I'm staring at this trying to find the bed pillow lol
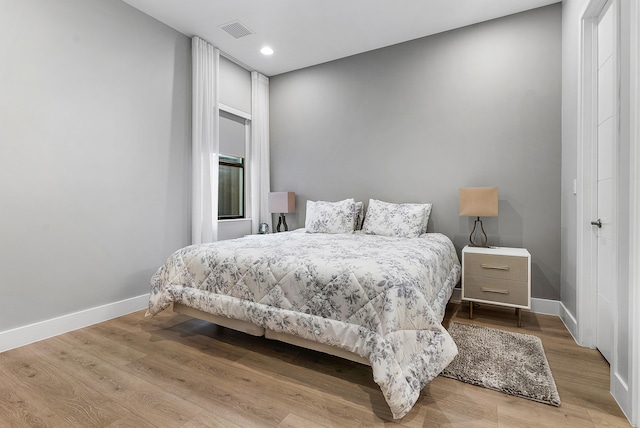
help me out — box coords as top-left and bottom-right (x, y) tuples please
(305, 198), (356, 234)
(386, 202), (432, 233)
(354, 201), (365, 230)
(417, 203), (433, 234)
(362, 199), (431, 238)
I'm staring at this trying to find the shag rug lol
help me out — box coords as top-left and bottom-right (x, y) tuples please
(441, 321), (561, 406)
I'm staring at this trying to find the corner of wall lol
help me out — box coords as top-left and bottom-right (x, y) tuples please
(559, 301), (580, 345)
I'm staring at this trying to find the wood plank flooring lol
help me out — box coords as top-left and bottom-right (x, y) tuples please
(0, 302), (631, 427)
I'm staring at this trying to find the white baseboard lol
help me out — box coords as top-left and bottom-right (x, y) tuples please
(612, 372), (631, 423)
(0, 292), (574, 353)
(559, 301), (579, 344)
(0, 294), (149, 353)
(450, 288), (561, 316)
(530, 298), (561, 316)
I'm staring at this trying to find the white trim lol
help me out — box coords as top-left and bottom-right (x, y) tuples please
(451, 294), (580, 347)
(244, 110), (253, 222)
(219, 102), (251, 120)
(451, 288), (561, 317)
(0, 294), (149, 353)
(577, 0), (606, 349)
(218, 218), (253, 223)
(560, 302), (580, 343)
(530, 298), (560, 316)
(629, 1), (640, 425)
(0, 290), (587, 359)
(613, 372), (631, 422)
(579, 2), (635, 424)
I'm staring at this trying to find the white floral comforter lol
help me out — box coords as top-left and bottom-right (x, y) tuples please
(148, 231), (461, 419)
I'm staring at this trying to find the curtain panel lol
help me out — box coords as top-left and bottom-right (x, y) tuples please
(191, 37), (219, 244)
(251, 72), (272, 233)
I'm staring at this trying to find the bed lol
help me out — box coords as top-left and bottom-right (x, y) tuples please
(148, 225), (461, 419)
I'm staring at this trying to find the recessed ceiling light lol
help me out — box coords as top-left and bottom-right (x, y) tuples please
(260, 46), (274, 56)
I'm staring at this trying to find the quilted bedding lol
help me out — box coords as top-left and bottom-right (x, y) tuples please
(148, 230), (461, 419)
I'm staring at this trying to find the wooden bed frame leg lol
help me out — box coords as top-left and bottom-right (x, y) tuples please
(469, 301), (473, 320)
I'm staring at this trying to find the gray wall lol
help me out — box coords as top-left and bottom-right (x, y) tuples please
(0, 0), (191, 331)
(270, 4), (562, 300)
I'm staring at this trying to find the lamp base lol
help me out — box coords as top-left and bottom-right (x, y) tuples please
(469, 217), (489, 247)
(276, 214), (288, 232)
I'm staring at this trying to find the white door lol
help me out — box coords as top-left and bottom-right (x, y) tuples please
(594, 0), (617, 364)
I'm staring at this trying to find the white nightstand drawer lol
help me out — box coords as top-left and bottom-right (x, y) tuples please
(463, 276), (529, 307)
(464, 253), (528, 282)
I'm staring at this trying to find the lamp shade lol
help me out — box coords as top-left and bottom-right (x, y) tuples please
(268, 192), (296, 214)
(459, 187), (498, 217)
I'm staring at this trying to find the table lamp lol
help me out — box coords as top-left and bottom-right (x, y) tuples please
(268, 192), (296, 232)
(459, 187), (498, 247)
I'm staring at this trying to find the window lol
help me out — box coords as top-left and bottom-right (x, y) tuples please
(218, 155), (244, 219)
(218, 110), (247, 219)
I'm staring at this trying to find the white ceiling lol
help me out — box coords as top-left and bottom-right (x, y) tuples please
(121, 0), (561, 76)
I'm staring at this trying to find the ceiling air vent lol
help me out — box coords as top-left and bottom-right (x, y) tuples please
(219, 21), (254, 39)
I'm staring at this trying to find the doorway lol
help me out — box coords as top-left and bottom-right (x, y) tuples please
(593, 0), (618, 363)
(577, 0), (640, 424)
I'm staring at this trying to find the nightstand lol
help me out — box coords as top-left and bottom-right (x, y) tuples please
(462, 246), (531, 327)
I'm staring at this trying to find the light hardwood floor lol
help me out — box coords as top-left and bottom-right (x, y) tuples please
(0, 302), (631, 427)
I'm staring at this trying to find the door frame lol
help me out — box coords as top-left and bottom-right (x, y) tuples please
(577, 0), (622, 398)
(576, 0), (616, 351)
(629, 0), (639, 424)
(577, 0), (640, 424)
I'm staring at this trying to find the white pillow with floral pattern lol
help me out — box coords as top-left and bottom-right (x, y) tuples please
(305, 198), (356, 234)
(362, 199), (431, 238)
(413, 202), (432, 233)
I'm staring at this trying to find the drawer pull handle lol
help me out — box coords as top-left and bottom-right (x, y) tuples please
(481, 287), (509, 295)
(481, 264), (510, 271)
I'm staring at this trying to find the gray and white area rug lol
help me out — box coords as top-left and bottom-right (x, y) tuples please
(441, 321), (561, 406)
